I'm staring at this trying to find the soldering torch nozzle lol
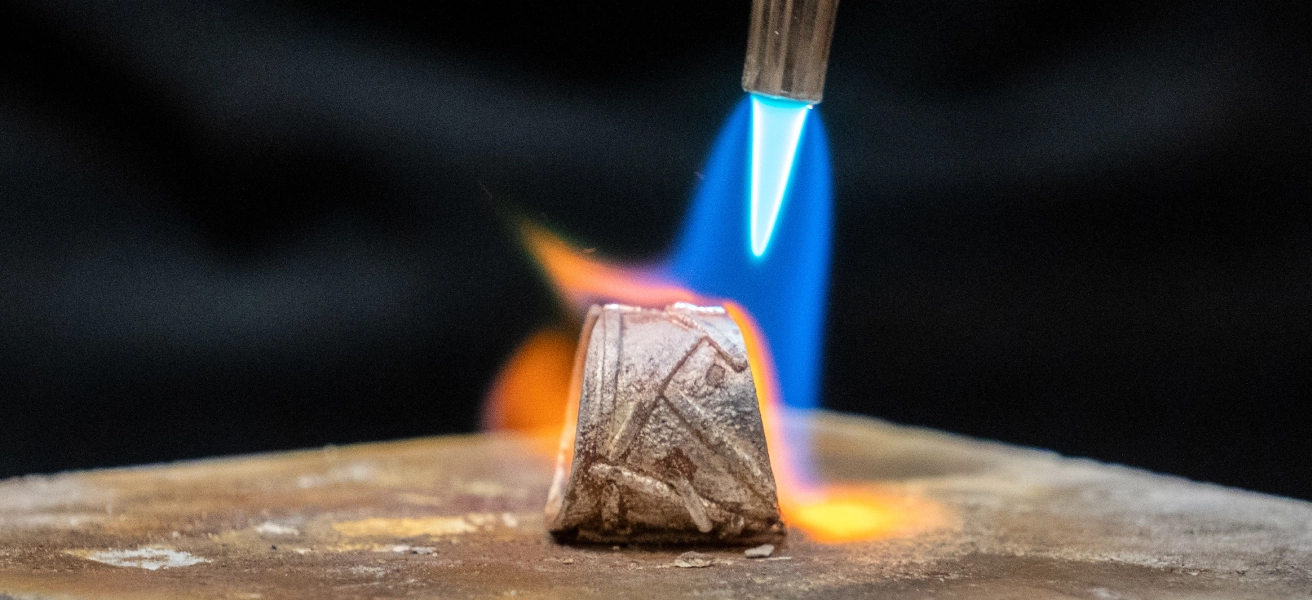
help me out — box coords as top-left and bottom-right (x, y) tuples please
(742, 0), (841, 104)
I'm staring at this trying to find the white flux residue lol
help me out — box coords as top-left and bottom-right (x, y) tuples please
(72, 547), (210, 570)
(255, 521), (301, 536)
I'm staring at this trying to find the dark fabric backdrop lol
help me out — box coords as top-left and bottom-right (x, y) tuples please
(2, 0), (1309, 499)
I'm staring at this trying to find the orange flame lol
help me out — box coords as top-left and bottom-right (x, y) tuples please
(520, 221), (694, 312)
(722, 302), (948, 542)
(481, 327), (577, 436)
(484, 223), (947, 543)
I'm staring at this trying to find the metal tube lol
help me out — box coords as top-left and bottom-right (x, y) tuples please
(742, 0), (841, 103)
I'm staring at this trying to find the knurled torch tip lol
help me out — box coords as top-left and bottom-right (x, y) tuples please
(742, 0), (841, 104)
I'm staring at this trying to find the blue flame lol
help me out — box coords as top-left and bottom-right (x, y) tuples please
(749, 95), (813, 258)
(665, 96), (832, 410)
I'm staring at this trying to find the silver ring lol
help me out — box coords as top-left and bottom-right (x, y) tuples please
(546, 303), (784, 544)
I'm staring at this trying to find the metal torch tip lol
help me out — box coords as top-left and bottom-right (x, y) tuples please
(741, 0), (841, 104)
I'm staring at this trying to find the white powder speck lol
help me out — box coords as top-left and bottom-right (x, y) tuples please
(73, 547), (209, 570)
(255, 521), (300, 536)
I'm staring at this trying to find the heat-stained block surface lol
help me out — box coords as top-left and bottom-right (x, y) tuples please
(1, 411), (1309, 599)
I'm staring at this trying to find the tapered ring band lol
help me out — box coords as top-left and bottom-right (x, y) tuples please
(546, 303), (784, 544)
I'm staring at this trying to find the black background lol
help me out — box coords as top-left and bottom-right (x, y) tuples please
(2, 0), (1309, 499)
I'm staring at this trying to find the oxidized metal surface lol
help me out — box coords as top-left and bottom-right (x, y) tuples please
(545, 303), (784, 544)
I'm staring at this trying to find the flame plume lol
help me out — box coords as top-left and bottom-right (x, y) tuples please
(483, 98), (947, 542)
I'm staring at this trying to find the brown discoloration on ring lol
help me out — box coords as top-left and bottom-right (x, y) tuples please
(705, 364), (727, 389)
(656, 448), (698, 481)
